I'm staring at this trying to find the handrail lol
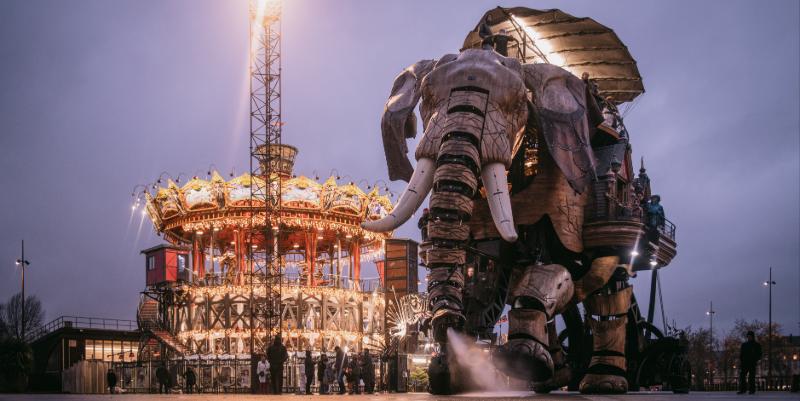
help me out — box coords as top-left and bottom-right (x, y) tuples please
(28, 315), (138, 342)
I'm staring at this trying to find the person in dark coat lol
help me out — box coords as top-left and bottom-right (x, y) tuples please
(184, 367), (196, 394)
(738, 330), (762, 394)
(418, 208), (430, 242)
(317, 352), (329, 394)
(304, 349), (315, 395)
(347, 354), (361, 394)
(334, 346), (346, 394)
(361, 349), (375, 394)
(106, 369), (117, 394)
(267, 335), (289, 395)
(156, 362), (169, 394)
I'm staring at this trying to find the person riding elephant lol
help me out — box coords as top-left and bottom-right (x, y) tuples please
(363, 46), (633, 394)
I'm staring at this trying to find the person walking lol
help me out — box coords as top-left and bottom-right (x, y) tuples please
(257, 355), (270, 394)
(361, 349), (375, 394)
(184, 366), (196, 394)
(304, 349), (315, 395)
(738, 330), (762, 394)
(267, 335), (289, 395)
(106, 369), (117, 394)
(334, 346), (346, 394)
(156, 362), (169, 394)
(317, 352), (329, 394)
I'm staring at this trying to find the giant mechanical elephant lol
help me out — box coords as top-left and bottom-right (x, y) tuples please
(363, 48), (633, 394)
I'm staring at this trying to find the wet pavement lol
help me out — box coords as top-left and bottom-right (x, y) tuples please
(1, 391), (798, 401)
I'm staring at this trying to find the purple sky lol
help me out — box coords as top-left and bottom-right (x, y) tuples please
(1, 0), (798, 336)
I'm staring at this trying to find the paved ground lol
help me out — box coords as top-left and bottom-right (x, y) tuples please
(1, 392), (797, 401)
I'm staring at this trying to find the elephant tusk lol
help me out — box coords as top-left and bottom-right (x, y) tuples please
(481, 163), (518, 242)
(362, 158), (435, 232)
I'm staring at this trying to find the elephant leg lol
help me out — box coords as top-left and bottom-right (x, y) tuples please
(572, 255), (619, 303)
(579, 283), (632, 394)
(532, 320), (571, 393)
(495, 264), (573, 382)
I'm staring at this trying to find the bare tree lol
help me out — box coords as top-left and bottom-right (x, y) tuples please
(0, 293), (44, 342)
(683, 326), (717, 389)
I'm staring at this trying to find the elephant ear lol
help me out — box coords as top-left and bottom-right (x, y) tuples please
(522, 63), (597, 193)
(381, 59), (436, 182)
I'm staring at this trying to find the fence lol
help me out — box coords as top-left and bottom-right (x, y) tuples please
(110, 354), (385, 394)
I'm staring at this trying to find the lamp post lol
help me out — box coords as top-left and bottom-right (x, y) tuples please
(762, 267), (776, 390)
(706, 301), (715, 386)
(14, 240), (31, 342)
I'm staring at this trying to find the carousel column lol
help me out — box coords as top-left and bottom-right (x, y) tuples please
(351, 239), (361, 287)
(375, 261), (385, 287)
(336, 238), (342, 288)
(210, 228), (218, 281)
(193, 232), (206, 278)
(236, 230), (246, 284)
(304, 233), (317, 286)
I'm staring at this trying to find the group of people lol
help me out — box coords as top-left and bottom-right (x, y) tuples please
(301, 346), (376, 395)
(255, 336), (376, 395)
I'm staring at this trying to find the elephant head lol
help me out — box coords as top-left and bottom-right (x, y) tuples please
(363, 48), (596, 242)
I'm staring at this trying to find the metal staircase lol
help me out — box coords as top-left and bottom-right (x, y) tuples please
(137, 295), (188, 357)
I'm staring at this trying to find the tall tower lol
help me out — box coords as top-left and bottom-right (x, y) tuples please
(249, 0), (283, 353)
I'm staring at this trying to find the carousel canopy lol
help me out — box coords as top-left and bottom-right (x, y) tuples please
(143, 172), (393, 244)
(463, 7), (644, 103)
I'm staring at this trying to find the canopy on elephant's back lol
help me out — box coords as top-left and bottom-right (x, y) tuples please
(463, 7), (644, 103)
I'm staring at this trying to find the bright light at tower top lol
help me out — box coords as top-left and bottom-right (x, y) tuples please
(252, 0), (281, 23)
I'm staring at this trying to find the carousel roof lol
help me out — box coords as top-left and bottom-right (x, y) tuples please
(463, 7), (644, 103)
(143, 172), (393, 243)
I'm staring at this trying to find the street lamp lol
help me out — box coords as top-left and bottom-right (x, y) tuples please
(762, 267), (776, 390)
(706, 301), (716, 386)
(14, 240), (31, 342)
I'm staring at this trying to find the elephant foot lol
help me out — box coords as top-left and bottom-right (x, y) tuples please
(533, 365), (571, 393)
(493, 338), (553, 382)
(579, 373), (628, 394)
(430, 309), (465, 344)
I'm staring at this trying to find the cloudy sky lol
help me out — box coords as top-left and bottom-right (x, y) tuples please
(1, 0), (797, 336)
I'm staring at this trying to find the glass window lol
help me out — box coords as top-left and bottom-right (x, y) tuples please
(147, 255), (156, 271)
(177, 254), (187, 272)
(85, 339), (94, 360)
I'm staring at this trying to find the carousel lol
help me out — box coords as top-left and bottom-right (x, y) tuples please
(136, 144), (394, 357)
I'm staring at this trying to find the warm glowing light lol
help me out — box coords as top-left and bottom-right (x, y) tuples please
(196, 230), (204, 235)
(511, 14), (565, 67)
